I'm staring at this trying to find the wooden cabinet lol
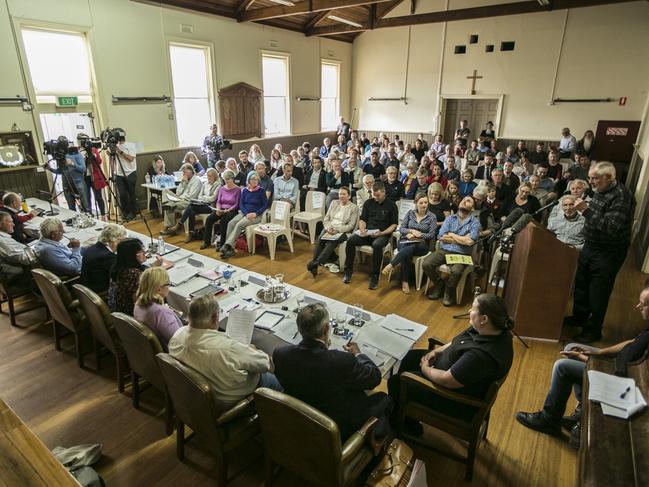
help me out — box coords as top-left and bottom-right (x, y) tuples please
(218, 82), (262, 140)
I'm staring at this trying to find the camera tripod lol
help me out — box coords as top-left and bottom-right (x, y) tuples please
(43, 155), (87, 215)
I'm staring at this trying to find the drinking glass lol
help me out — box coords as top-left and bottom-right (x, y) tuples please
(352, 303), (364, 327)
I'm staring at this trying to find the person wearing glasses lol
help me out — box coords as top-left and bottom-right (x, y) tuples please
(133, 267), (182, 351)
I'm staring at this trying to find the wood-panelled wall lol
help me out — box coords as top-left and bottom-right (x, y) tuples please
(0, 166), (50, 200)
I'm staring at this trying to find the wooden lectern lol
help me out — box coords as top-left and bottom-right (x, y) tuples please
(504, 222), (579, 340)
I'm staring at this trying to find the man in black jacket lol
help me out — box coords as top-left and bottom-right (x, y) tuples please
(273, 303), (392, 444)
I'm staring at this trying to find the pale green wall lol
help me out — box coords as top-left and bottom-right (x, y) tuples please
(0, 0), (352, 152)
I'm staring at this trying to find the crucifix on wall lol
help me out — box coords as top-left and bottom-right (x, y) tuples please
(467, 70), (483, 95)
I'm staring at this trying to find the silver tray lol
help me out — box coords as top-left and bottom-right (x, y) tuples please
(256, 287), (291, 304)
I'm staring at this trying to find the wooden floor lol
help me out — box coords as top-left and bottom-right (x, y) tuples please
(1, 216), (646, 487)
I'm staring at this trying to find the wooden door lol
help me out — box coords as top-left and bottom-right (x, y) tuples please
(594, 120), (641, 162)
(443, 99), (499, 144)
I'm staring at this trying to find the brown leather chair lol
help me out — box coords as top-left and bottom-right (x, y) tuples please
(112, 312), (173, 435)
(156, 353), (259, 486)
(73, 284), (128, 392)
(0, 272), (43, 327)
(253, 387), (378, 487)
(396, 336), (508, 480)
(31, 268), (88, 367)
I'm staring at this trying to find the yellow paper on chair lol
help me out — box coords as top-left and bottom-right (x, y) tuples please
(445, 254), (473, 265)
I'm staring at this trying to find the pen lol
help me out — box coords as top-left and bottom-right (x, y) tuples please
(292, 331), (299, 339)
(396, 328), (414, 332)
(620, 386), (631, 399)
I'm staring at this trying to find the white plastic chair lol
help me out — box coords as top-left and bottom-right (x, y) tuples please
(252, 201), (294, 260)
(293, 191), (325, 244)
(423, 242), (479, 305)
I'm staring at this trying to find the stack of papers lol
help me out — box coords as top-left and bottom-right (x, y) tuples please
(587, 370), (647, 419)
(225, 309), (256, 345)
(167, 264), (199, 286)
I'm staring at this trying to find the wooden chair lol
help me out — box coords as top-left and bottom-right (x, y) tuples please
(252, 201), (295, 260)
(396, 337), (508, 480)
(293, 191), (326, 244)
(112, 312), (173, 435)
(73, 284), (128, 392)
(31, 269), (88, 368)
(156, 353), (259, 487)
(254, 387), (378, 487)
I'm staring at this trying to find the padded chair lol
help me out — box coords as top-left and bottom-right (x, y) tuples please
(156, 353), (259, 487)
(0, 272), (43, 327)
(31, 269), (88, 368)
(112, 312), (173, 435)
(73, 284), (128, 392)
(396, 337), (508, 480)
(254, 387), (378, 487)
(293, 191), (326, 244)
(252, 201), (295, 260)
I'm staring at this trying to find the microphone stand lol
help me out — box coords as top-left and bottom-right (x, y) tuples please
(532, 199), (559, 217)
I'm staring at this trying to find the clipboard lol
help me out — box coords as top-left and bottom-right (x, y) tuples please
(254, 310), (285, 329)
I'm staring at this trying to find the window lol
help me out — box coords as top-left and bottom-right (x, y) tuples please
(262, 54), (290, 136)
(21, 29), (93, 103)
(320, 61), (340, 131)
(169, 43), (214, 147)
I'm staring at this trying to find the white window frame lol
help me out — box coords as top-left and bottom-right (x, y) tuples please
(320, 59), (341, 132)
(261, 51), (291, 136)
(168, 40), (216, 148)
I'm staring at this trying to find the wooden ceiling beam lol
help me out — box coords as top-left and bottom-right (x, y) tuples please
(303, 10), (331, 31)
(239, 0), (393, 22)
(235, 0), (257, 14)
(307, 0), (635, 36)
(132, 0), (236, 18)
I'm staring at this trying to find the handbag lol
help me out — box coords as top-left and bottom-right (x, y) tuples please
(366, 439), (414, 487)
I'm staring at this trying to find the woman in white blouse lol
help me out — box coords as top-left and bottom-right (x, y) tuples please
(248, 144), (266, 164)
(307, 186), (359, 277)
(176, 168), (221, 242)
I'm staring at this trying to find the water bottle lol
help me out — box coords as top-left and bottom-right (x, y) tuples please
(157, 235), (165, 254)
(264, 275), (274, 302)
(145, 173), (151, 184)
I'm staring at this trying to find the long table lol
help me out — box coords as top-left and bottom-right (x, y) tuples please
(26, 198), (426, 376)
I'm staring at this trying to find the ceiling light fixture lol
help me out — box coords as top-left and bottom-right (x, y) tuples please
(537, 0), (551, 6)
(327, 15), (363, 28)
(268, 0), (296, 6)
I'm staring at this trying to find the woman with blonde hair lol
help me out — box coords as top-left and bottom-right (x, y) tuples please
(427, 182), (451, 227)
(133, 267), (182, 351)
(183, 151), (205, 176)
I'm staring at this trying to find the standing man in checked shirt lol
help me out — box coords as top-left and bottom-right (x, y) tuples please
(565, 162), (635, 344)
(202, 124), (225, 168)
(422, 196), (481, 306)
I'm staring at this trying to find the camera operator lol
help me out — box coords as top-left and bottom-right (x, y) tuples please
(202, 124), (227, 168)
(77, 134), (107, 218)
(110, 130), (138, 221)
(44, 136), (90, 213)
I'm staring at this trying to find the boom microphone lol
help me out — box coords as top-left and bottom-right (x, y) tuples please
(501, 213), (533, 245)
(488, 208), (525, 244)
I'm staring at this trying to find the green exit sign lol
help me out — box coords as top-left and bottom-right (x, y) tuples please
(56, 96), (78, 107)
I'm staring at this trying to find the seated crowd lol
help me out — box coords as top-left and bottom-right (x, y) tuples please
(0, 121), (640, 480)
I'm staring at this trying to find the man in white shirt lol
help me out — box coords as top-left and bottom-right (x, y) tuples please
(168, 294), (282, 409)
(559, 127), (577, 160)
(110, 128), (138, 220)
(0, 211), (34, 266)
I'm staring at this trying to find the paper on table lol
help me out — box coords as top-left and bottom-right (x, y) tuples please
(600, 387), (647, 419)
(311, 191), (324, 210)
(167, 264), (199, 286)
(273, 318), (301, 345)
(304, 295), (326, 306)
(587, 370), (637, 409)
(359, 343), (389, 367)
(357, 320), (413, 359)
(165, 249), (192, 263)
(226, 309), (256, 345)
(248, 275), (266, 287)
(382, 313), (427, 341)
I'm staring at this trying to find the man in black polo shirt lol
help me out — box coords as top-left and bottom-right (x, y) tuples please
(363, 150), (386, 181)
(384, 166), (405, 202)
(343, 181), (398, 289)
(566, 162), (635, 343)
